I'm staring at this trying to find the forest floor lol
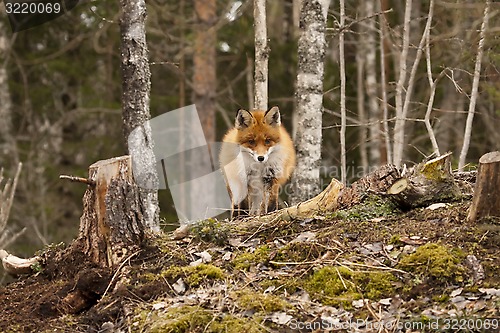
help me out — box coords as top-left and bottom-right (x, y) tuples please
(0, 196), (499, 332)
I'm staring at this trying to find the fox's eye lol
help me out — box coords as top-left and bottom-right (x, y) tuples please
(248, 139), (256, 146)
(265, 138), (271, 145)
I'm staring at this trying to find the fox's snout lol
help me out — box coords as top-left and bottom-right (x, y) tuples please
(257, 155), (265, 162)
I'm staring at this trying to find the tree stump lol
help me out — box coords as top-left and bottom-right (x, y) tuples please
(468, 151), (500, 223)
(387, 153), (462, 209)
(74, 156), (145, 268)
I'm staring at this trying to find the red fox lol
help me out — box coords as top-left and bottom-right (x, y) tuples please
(220, 106), (296, 218)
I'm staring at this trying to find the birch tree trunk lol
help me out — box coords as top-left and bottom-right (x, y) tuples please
(120, 0), (160, 232)
(339, 0), (346, 184)
(458, 0), (490, 170)
(392, 0), (412, 168)
(254, 0), (268, 110)
(362, 0), (381, 166)
(290, 0), (331, 203)
(0, 14), (18, 167)
(379, 0), (391, 165)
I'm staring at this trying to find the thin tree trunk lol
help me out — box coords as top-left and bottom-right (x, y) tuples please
(339, 0), (346, 184)
(356, 52), (368, 171)
(254, 0), (268, 110)
(120, 0), (160, 232)
(423, 11), (442, 157)
(290, 0), (331, 203)
(379, 2), (392, 165)
(363, 0), (381, 166)
(191, 0), (217, 224)
(392, 0), (412, 168)
(193, 0), (217, 143)
(458, 0), (490, 170)
(0, 15), (18, 167)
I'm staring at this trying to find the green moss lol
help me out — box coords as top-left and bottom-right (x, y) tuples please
(397, 243), (465, 284)
(272, 242), (323, 263)
(260, 277), (302, 295)
(432, 294), (450, 303)
(210, 315), (265, 333)
(235, 289), (291, 313)
(329, 195), (400, 221)
(158, 264), (225, 287)
(388, 234), (401, 244)
(142, 305), (212, 333)
(191, 218), (229, 245)
(233, 246), (271, 271)
(133, 305), (265, 333)
(304, 266), (395, 307)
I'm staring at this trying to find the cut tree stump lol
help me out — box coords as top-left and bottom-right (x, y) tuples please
(468, 151), (500, 223)
(73, 155), (145, 268)
(387, 152), (462, 209)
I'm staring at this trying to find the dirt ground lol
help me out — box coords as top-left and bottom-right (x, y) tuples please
(0, 197), (499, 332)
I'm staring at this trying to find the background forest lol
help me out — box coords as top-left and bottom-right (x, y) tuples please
(0, 0), (498, 264)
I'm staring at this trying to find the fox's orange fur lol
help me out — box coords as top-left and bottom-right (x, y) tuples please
(219, 106), (296, 218)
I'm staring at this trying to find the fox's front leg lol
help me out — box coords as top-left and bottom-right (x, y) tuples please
(261, 178), (279, 214)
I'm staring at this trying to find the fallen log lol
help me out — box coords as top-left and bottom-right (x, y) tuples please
(387, 153), (463, 209)
(0, 250), (39, 276)
(224, 155), (465, 234)
(468, 151), (500, 223)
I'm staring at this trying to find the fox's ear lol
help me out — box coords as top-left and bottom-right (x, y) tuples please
(264, 106), (281, 127)
(235, 109), (253, 129)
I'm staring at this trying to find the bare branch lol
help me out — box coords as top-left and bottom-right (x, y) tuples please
(0, 163), (22, 235)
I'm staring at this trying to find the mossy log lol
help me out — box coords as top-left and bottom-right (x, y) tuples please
(228, 155), (465, 233)
(468, 151), (500, 223)
(73, 156), (145, 268)
(230, 165), (401, 233)
(387, 153), (462, 209)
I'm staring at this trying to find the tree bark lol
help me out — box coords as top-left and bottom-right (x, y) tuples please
(193, 0), (217, 143)
(392, 0), (412, 168)
(290, 0), (331, 203)
(254, 0), (268, 110)
(119, 0), (159, 232)
(339, 0), (346, 184)
(73, 156), (145, 269)
(192, 0), (217, 224)
(467, 151), (500, 223)
(362, 0), (381, 166)
(0, 14), (18, 167)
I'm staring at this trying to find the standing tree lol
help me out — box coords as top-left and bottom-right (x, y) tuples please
(120, 0), (160, 232)
(362, 0), (381, 166)
(254, 0), (268, 110)
(0, 14), (18, 167)
(458, 0), (491, 170)
(290, 0), (331, 203)
(339, 0), (346, 184)
(193, 0), (217, 143)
